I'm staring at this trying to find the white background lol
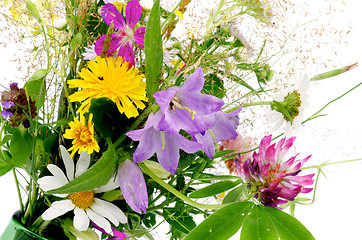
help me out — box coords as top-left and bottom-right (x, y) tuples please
(1, 0), (362, 240)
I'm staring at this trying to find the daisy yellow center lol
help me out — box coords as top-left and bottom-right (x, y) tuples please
(68, 191), (94, 209)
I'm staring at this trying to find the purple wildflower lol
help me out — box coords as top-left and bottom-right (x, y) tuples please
(118, 159), (148, 214)
(95, 0), (145, 66)
(2, 101), (14, 109)
(0, 110), (13, 119)
(126, 110), (201, 174)
(153, 67), (224, 135)
(193, 107), (242, 159)
(239, 135), (314, 208)
(92, 221), (127, 240)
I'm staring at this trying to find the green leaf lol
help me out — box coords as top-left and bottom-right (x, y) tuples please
(222, 184), (247, 204)
(189, 180), (241, 198)
(144, 0), (162, 102)
(70, 32), (82, 51)
(0, 154), (13, 176)
(10, 127), (33, 167)
(202, 73), (226, 99)
(184, 202), (254, 240)
(48, 146), (117, 194)
(163, 208), (196, 234)
(89, 98), (133, 141)
(240, 205), (315, 240)
(25, 0), (42, 24)
(24, 70), (46, 109)
(100, 189), (122, 202)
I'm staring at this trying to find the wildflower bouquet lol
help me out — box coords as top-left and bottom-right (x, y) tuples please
(0, 0), (359, 239)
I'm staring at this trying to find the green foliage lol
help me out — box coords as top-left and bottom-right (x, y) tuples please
(48, 145), (118, 194)
(203, 73), (226, 99)
(189, 180), (241, 198)
(10, 127), (33, 167)
(185, 202), (315, 240)
(163, 208), (197, 234)
(184, 202), (254, 240)
(145, 0), (163, 102)
(89, 98), (133, 142)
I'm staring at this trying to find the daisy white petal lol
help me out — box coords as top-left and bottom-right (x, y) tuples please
(42, 199), (74, 220)
(60, 145), (74, 181)
(46, 164), (69, 186)
(90, 199), (119, 226)
(86, 208), (112, 234)
(73, 207), (90, 231)
(75, 150), (91, 178)
(93, 198), (127, 224)
(94, 176), (119, 193)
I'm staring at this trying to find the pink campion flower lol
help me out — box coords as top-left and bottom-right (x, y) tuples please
(95, 0), (145, 66)
(240, 135), (314, 208)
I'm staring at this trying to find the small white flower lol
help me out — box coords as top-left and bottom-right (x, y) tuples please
(38, 146), (127, 233)
(269, 72), (310, 136)
(139, 0), (154, 11)
(82, 44), (97, 61)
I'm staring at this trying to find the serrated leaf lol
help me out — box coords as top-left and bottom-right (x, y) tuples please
(10, 128), (33, 167)
(184, 202), (254, 240)
(189, 180), (241, 198)
(163, 208), (196, 234)
(144, 0), (162, 102)
(48, 146), (117, 194)
(240, 205), (315, 240)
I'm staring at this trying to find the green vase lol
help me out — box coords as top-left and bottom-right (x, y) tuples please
(1, 211), (47, 240)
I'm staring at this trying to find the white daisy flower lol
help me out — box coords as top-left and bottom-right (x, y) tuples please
(269, 72), (310, 136)
(82, 44), (97, 61)
(38, 145), (127, 233)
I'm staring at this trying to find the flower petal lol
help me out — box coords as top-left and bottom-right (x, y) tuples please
(42, 199), (74, 220)
(118, 159), (148, 213)
(133, 27), (145, 48)
(60, 145), (74, 181)
(74, 207), (90, 231)
(94, 198), (127, 224)
(86, 208), (112, 234)
(75, 151), (91, 178)
(125, 0), (142, 29)
(101, 3), (125, 29)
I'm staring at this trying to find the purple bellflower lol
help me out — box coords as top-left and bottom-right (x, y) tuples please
(126, 110), (201, 174)
(239, 135), (314, 208)
(118, 159), (148, 214)
(153, 67), (224, 135)
(193, 107), (242, 158)
(95, 0), (145, 66)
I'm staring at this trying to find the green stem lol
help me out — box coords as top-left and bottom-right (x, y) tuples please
(140, 163), (225, 210)
(301, 158), (362, 170)
(303, 81), (362, 124)
(242, 101), (273, 107)
(13, 168), (24, 214)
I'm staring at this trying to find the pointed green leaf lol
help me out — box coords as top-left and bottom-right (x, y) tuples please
(222, 184), (247, 204)
(189, 180), (241, 198)
(10, 128), (33, 167)
(48, 146), (117, 194)
(144, 0), (162, 102)
(0, 152), (13, 176)
(240, 205), (315, 240)
(240, 205), (278, 240)
(184, 202), (254, 240)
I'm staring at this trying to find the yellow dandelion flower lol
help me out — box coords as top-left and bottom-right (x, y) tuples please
(63, 113), (100, 157)
(68, 56), (148, 118)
